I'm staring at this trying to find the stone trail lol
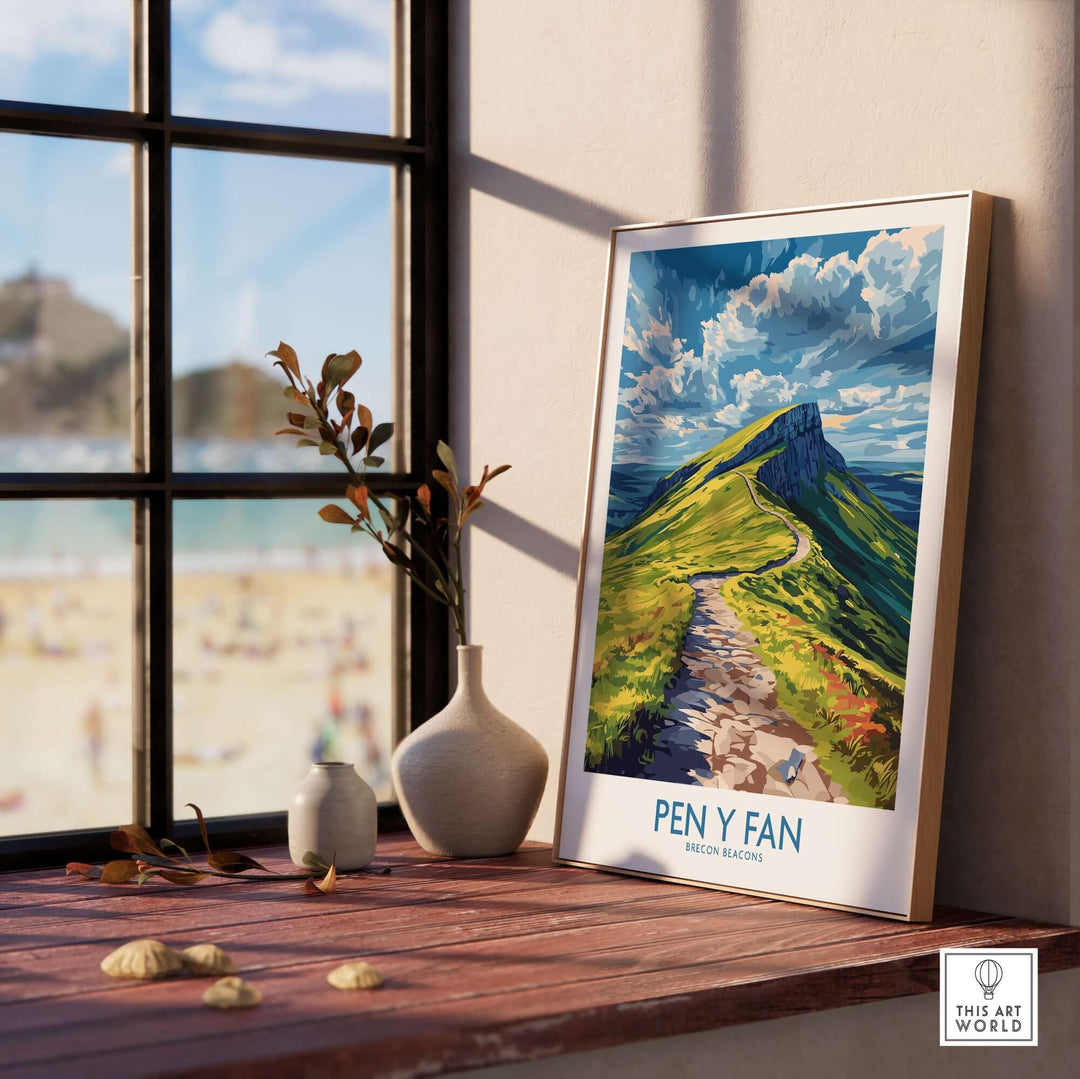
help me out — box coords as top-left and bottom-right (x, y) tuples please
(641, 473), (847, 804)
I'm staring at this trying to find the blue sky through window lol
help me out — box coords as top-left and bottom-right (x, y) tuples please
(0, 1), (392, 392)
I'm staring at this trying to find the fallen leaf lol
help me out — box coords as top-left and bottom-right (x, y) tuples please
(159, 871), (209, 886)
(303, 859), (337, 895)
(185, 803), (213, 856)
(208, 850), (268, 873)
(100, 860), (142, 885)
(108, 824), (166, 858)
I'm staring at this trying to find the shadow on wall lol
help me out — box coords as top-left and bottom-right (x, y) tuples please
(449, 0), (739, 563)
(937, 193), (1073, 924)
(472, 501), (579, 580)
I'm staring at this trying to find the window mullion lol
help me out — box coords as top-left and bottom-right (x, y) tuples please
(407, 1), (450, 731)
(142, 1), (172, 836)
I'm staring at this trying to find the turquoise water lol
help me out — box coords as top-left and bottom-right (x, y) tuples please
(0, 436), (370, 475)
(0, 497), (382, 572)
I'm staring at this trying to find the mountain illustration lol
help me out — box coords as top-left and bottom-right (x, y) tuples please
(588, 402), (918, 809)
(0, 271), (284, 438)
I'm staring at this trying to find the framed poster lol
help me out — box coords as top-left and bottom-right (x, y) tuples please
(554, 192), (992, 920)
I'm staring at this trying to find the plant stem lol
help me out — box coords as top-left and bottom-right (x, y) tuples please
(135, 854), (378, 883)
(452, 524), (467, 645)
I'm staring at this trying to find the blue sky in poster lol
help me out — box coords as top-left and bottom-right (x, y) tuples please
(0, 1), (391, 389)
(616, 225), (945, 468)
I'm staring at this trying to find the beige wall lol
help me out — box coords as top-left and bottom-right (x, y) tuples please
(449, 0), (1075, 927)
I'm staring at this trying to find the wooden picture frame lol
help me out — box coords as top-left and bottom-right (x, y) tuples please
(554, 192), (992, 920)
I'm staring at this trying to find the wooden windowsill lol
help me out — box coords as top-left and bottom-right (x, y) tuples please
(1, 834), (1077, 1077)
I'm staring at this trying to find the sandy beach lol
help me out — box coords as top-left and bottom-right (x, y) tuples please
(0, 561), (395, 839)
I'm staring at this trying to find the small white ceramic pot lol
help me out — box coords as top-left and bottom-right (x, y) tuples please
(391, 645), (548, 858)
(287, 762), (377, 870)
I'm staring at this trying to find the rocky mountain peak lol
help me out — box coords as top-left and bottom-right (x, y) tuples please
(642, 402), (849, 514)
(753, 403), (847, 502)
(691, 401), (847, 504)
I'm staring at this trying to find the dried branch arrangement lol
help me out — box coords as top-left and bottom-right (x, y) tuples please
(269, 342), (510, 644)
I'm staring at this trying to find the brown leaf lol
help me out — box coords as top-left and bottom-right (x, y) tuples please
(65, 862), (97, 879)
(303, 859), (338, 895)
(159, 870), (209, 886)
(109, 823), (166, 858)
(436, 440), (457, 481)
(100, 859), (141, 885)
(367, 422), (393, 455)
(355, 404), (373, 434)
(459, 499), (485, 527)
(319, 504), (355, 525)
(346, 485), (370, 520)
(207, 850), (268, 873)
(415, 484), (431, 514)
(287, 411), (307, 427)
(185, 802), (213, 857)
(351, 426), (369, 455)
(274, 428), (309, 438)
(336, 389), (355, 417)
(472, 462), (512, 503)
(379, 540), (412, 570)
(323, 351), (362, 394)
(268, 342), (301, 381)
(431, 469), (456, 498)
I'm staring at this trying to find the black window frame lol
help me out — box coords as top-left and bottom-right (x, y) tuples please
(0, 1), (449, 870)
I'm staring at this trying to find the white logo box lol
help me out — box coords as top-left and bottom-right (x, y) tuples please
(939, 947), (1038, 1047)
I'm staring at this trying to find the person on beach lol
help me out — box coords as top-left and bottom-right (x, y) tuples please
(83, 700), (104, 785)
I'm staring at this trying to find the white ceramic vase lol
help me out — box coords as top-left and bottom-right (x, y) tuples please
(288, 761), (377, 870)
(392, 645), (548, 858)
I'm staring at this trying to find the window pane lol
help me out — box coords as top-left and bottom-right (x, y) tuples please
(171, 1), (393, 134)
(172, 499), (395, 819)
(171, 149), (393, 473)
(0, 500), (133, 837)
(0, 1), (131, 111)
(0, 134), (133, 472)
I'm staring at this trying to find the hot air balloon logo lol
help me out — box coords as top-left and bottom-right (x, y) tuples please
(974, 958), (1004, 1000)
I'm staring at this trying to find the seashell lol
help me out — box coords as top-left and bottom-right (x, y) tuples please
(327, 960), (384, 990)
(202, 976), (261, 1009)
(100, 939), (184, 980)
(180, 944), (237, 977)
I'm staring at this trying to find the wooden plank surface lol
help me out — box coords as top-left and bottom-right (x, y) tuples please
(0, 835), (1076, 1078)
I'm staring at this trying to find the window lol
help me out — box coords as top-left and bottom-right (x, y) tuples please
(0, 1), (448, 868)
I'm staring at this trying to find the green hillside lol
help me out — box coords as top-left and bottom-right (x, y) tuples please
(587, 403), (918, 809)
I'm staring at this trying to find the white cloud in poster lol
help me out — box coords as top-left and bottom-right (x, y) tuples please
(732, 369), (805, 409)
(616, 226), (945, 464)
